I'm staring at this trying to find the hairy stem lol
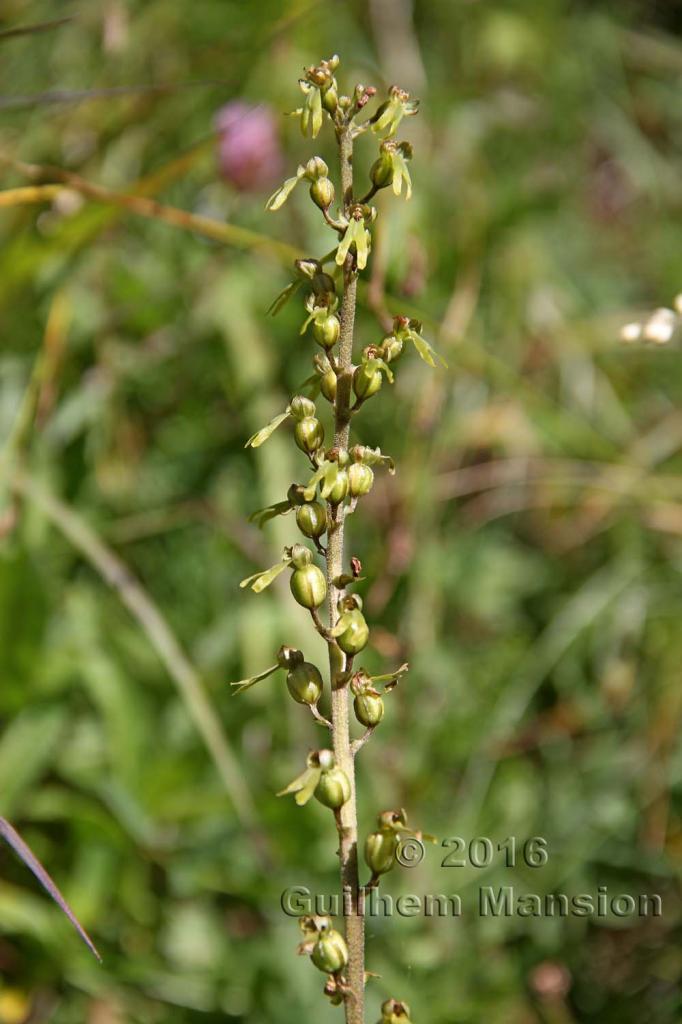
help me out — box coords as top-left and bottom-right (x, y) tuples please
(327, 123), (364, 1024)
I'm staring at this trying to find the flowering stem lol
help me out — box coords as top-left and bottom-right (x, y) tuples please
(327, 122), (364, 1024)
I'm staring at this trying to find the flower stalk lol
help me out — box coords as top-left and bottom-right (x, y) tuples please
(232, 56), (442, 1023)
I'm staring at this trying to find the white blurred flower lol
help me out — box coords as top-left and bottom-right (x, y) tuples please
(642, 307), (677, 345)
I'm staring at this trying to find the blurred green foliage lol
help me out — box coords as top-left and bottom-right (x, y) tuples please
(1, 0), (682, 1021)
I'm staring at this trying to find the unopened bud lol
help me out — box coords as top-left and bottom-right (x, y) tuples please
(370, 150), (394, 190)
(311, 926), (349, 972)
(324, 468), (349, 505)
(276, 644), (304, 669)
(365, 829), (397, 875)
(286, 661), (323, 705)
(315, 765), (351, 808)
(321, 84), (338, 114)
(354, 690), (384, 726)
(381, 335), (404, 361)
(290, 564), (327, 609)
(377, 808), (409, 832)
(290, 395), (317, 420)
(313, 312), (340, 348)
(336, 607), (369, 655)
(310, 177), (335, 210)
(348, 463), (374, 497)
(295, 416), (325, 454)
(295, 258), (321, 279)
(353, 361), (383, 400)
(320, 368), (337, 402)
(287, 483), (307, 506)
(380, 998), (412, 1023)
(296, 501), (327, 539)
(304, 157), (329, 180)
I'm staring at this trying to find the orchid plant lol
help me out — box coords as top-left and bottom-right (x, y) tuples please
(231, 56), (444, 1024)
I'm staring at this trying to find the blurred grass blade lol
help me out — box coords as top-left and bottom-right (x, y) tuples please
(0, 816), (101, 961)
(10, 469), (262, 839)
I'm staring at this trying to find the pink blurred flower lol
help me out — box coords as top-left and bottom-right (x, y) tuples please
(214, 101), (283, 192)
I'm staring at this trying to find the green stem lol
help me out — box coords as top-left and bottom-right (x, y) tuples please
(327, 122), (364, 1024)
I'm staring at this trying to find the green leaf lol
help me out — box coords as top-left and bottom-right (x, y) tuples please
(245, 410), (291, 449)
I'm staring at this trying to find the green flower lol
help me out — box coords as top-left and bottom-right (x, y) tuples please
(370, 141), (413, 199)
(336, 205), (373, 270)
(371, 86), (419, 139)
(290, 80), (324, 139)
(266, 157), (331, 211)
(392, 316), (448, 369)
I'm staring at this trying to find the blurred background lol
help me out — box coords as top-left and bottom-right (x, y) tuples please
(1, 0), (682, 1021)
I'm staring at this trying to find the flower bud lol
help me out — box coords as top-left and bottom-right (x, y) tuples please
(321, 368), (337, 402)
(295, 416), (325, 454)
(290, 544), (313, 569)
(353, 361), (383, 400)
(295, 258), (321, 280)
(348, 463), (374, 498)
(365, 829), (398, 876)
(380, 998), (412, 1022)
(354, 691), (384, 727)
(310, 177), (335, 210)
(311, 926), (349, 973)
(296, 501), (327, 539)
(287, 483), (307, 506)
(290, 563), (327, 609)
(380, 335), (404, 362)
(317, 748), (335, 770)
(304, 157), (329, 180)
(377, 808), (409, 832)
(313, 313), (340, 348)
(289, 395), (317, 420)
(286, 660), (323, 705)
(336, 608), (369, 655)
(321, 84), (338, 114)
(276, 644), (304, 670)
(370, 150), (394, 190)
(331, 447), (350, 467)
(315, 765), (351, 809)
(325, 468), (349, 505)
